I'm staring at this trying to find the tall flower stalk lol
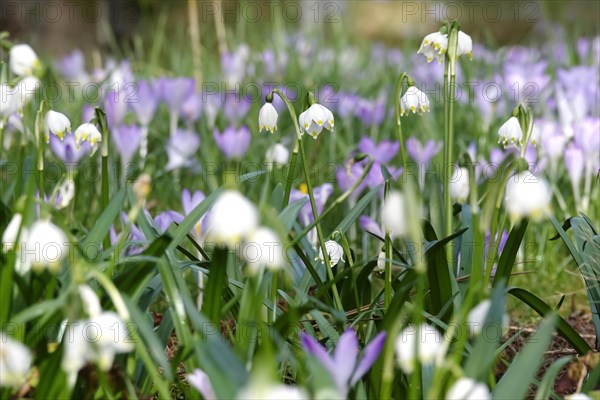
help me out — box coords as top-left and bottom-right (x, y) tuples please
(95, 108), (111, 251)
(268, 89), (342, 310)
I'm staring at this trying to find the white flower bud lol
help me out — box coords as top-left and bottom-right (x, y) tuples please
(46, 110), (71, 141)
(504, 171), (551, 222)
(242, 227), (284, 274)
(23, 220), (69, 274)
(265, 143), (290, 166)
(381, 191), (407, 238)
(258, 102), (278, 134)
(395, 323), (444, 374)
(206, 190), (259, 248)
(498, 117), (523, 147)
(0, 332), (32, 388)
(446, 378), (491, 400)
(449, 167), (470, 204)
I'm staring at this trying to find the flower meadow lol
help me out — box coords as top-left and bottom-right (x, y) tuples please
(1, 6), (599, 400)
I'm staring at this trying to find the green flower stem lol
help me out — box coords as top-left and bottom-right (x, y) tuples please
(95, 108), (111, 251)
(394, 73), (411, 173)
(466, 157), (484, 294)
(34, 105), (45, 202)
(444, 30), (459, 271)
(379, 313), (407, 399)
(270, 271), (278, 324)
(298, 137), (343, 311)
(289, 158), (374, 247)
(383, 180), (392, 311)
(271, 89), (302, 208)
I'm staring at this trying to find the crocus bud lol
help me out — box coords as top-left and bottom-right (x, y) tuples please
(9, 44), (40, 77)
(258, 102), (278, 134)
(45, 110), (71, 141)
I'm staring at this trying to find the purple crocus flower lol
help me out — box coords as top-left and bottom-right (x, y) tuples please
(188, 369), (216, 400)
(166, 129), (200, 171)
(357, 137), (400, 164)
(222, 92), (251, 121)
(159, 77), (195, 115)
(301, 329), (387, 398)
(564, 144), (585, 201)
(181, 93), (202, 124)
(56, 50), (87, 81)
(359, 215), (384, 238)
(82, 104), (95, 124)
(213, 125), (251, 159)
(154, 210), (184, 233)
(110, 212), (147, 255)
(130, 79), (160, 127)
(503, 61), (550, 105)
(182, 188), (208, 239)
(336, 157), (369, 202)
(49, 133), (91, 165)
(112, 124), (142, 166)
(337, 92), (359, 119)
(573, 117), (600, 167)
(104, 90), (128, 130)
(405, 137), (442, 168)
(354, 97), (386, 126)
(364, 162), (402, 189)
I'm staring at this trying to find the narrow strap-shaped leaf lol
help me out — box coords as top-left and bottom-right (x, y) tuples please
(83, 187), (127, 254)
(493, 219), (528, 288)
(507, 287), (591, 354)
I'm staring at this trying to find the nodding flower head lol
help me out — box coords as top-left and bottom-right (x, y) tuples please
(74, 123), (102, 155)
(457, 31), (473, 60)
(417, 32), (448, 64)
(399, 86), (430, 116)
(504, 171), (551, 222)
(45, 110), (71, 142)
(258, 102), (279, 134)
(498, 117), (523, 148)
(298, 103), (335, 139)
(9, 44), (40, 77)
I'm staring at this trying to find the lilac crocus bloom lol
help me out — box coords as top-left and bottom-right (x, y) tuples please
(359, 215), (384, 239)
(222, 92), (251, 121)
(110, 212), (147, 255)
(166, 129), (200, 171)
(159, 77), (195, 115)
(564, 144), (585, 201)
(357, 137), (400, 164)
(112, 124), (142, 166)
(104, 90), (128, 130)
(56, 50), (87, 81)
(213, 126), (251, 159)
(188, 369), (216, 400)
(336, 158), (368, 202)
(364, 163), (402, 189)
(181, 93), (202, 124)
(301, 329), (387, 398)
(405, 137), (442, 168)
(337, 92), (359, 119)
(49, 133), (91, 165)
(154, 210), (184, 233)
(354, 97), (386, 126)
(182, 188), (208, 239)
(82, 105), (95, 124)
(130, 79), (160, 127)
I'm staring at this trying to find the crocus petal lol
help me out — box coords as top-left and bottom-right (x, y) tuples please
(332, 330), (359, 393)
(350, 332), (387, 386)
(359, 215), (384, 238)
(300, 333), (337, 377)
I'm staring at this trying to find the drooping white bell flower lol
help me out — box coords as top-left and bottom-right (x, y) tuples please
(498, 117), (523, 147)
(449, 167), (470, 204)
(395, 323), (444, 374)
(237, 382), (308, 400)
(45, 110), (71, 141)
(74, 123), (102, 155)
(417, 32), (448, 64)
(2, 213), (25, 253)
(0, 332), (32, 388)
(13, 77), (40, 109)
(529, 124), (540, 146)
(206, 190), (259, 248)
(317, 240), (344, 267)
(0, 84), (20, 118)
(466, 299), (509, 336)
(504, 171), (551, 222)
(78, 285), (102, 318)
(457, 31), (473, 60)
(22, 219), (69, 274)
(375, 249), (386, 273)
(242, 227), (284, 274)
(400, 86), (431, 116)
(265, 143), (290, 166)
(9, 44), (40, 77)
(56, 179), (75, 209)
(565, 394), (593, 400)
(62, 312), (134, 387)
(446, 378), (491, 400)
(258, 102), (278, 134)
(381, 191), (407, 238)
(298, 103), (335, 139)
